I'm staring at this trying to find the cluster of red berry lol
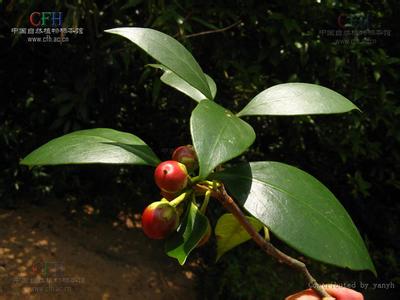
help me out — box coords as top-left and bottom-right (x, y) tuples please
(141, 145), (210, 246)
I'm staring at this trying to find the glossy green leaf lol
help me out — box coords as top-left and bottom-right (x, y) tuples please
(165, 202), (209, 265)
(190, 100), (256, 179)
(212, 162), (376, 274)
(148, 64), (217, 101)
(215, 213), (263, 261)
(105, 27), (212, 100)
(237, 83), (360, 116)
(20, 128), (160, 166)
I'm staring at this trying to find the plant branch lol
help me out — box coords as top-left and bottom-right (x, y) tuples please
(182, 21), (241, 39)
(196, 183), (333, 299)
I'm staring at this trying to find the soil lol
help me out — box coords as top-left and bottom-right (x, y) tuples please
(0, 202), (199, 300)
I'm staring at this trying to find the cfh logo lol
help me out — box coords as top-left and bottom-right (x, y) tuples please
(29, 12), (63, 27)
(32, 260), (65, 277)
(337, 13), (371, 30)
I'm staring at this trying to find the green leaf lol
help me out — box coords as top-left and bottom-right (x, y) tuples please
(190, 100), (256, 179)
(165, 202), (209, 265)
(148, 64), (217, 102)
(215, 213), (263, 261)
(237, 83), (360, 117)
(105, 27), (212, 100)
(212, 162), (376, 275)
(20, 128), (160, 166)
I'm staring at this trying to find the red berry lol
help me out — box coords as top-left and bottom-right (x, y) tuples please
(154, 160), (188, 193)
(172, 145), (198, 172)
(141, 201), (179, 239)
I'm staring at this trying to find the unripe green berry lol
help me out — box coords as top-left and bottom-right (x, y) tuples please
(197, 218), (211, 247)
(172, 145), (198, 172)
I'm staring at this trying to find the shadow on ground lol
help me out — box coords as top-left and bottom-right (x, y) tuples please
(0, 202), (198, 299)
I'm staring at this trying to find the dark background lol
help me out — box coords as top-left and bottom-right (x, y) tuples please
(1, 0), (399, 299)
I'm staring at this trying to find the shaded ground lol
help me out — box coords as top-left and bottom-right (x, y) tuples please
(0, 202), (199, 299)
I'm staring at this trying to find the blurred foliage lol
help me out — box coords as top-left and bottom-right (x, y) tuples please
(1, 0), (399, 299)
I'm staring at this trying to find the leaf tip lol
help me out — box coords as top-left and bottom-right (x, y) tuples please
(19, 156), (32, 166)
(369, 263), (378, 277)
(175, 254), (189, 266)
(104, 28), (125, 35)
(371, 269), (378, 277)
